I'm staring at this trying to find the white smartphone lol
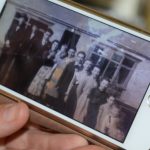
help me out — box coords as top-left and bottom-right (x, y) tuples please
(0, 0), (150, 149)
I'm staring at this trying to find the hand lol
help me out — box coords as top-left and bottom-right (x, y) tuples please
(0, 102), (105, 150)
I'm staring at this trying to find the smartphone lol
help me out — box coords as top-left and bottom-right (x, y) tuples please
(0, 0), (150, 149)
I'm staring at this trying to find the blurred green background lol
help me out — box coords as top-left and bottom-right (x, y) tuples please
(72, 0), (150, 33)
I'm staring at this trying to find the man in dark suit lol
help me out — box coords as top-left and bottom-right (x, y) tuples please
(17, 26), (53, 92)
(21, 29), (53, 92)
(57, 51), (86, 98)
(11, 24), (40, 92)
(56, 51), (86, 114)
(0, 14), (28, 85)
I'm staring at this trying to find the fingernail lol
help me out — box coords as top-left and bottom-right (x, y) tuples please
(2, 103), (20, 122)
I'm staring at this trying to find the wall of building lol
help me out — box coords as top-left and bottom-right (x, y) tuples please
(120, 59), (150, 109)
(50, 23), (93, 52)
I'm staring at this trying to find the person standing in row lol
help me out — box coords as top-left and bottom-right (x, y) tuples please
(100, 103), (125, 141)
(54, 44), (68, 67)
(95, 95), (115, 131)
(84, 79), (109, 128)
(42, 44), (68, 99)
(10, 24), (39, 92)
(45, 48), (76, 112)
(73, 66), (100, 122)
(56, 50), (83, 100)
(40, 46), (75, 109)
(58, 51), (86, 116)
(0, 14), (28, 85)
(44, 40), (59, 66)
(27, 30), (53, 77)
(55, 48), (76, 98)
(27, 40), (59, 98)
(44, 47), (76, 99)
(65, 60), (92, 118)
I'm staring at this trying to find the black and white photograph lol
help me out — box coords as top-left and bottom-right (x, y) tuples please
(0, 0), (150, 143)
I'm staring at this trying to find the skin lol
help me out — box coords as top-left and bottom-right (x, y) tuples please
(47, 41), (59, 59)
(92, 67), (100, 79)
(59, 45), (68, 58)
(0, 102), (105, 150)
(42, 31), (53, 45)
(43, 31), (51, 41)
(83, 60), (93, 72)
(99, 79), (109, 91)
(76, 53), (85, 64)
(107, 96), (115, 106)
(68, 48), (76, 58)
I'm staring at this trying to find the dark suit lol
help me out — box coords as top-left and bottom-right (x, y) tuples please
(0, 23), (26, 84)
(8, 27), (41, 92)
(57, 61), (83, 97)
(57, 61), (75, 97)
(56, 61), (83, 116)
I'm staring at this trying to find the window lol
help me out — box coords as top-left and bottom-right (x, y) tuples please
(89, 48), (140, 89)
(103, 62), (118, 79)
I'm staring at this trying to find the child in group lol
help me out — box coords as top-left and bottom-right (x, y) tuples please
(100, 103), (125, 141)
(95, 95), (115, 131)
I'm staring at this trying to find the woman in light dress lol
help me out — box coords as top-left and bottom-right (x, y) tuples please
(27, 40), (59, 97)
(73, 66), (100, 122)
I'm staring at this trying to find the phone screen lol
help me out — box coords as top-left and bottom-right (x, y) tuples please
(0, 0), (150, 143)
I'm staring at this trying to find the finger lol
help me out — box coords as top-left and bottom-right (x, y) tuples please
(6, 130), (88, 150)
(0, 102), (29, 138)
(72, 145), (106, 150)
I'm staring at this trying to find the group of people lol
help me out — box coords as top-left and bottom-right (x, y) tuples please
(0, 13), (125, 142)
(0, 14), (55, 93)
(59, 59), (125, 141)
(27, 44), (77, 99)
(26, 43), (125, 141)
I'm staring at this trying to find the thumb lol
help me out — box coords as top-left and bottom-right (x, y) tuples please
(0, 102), (29, 138)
